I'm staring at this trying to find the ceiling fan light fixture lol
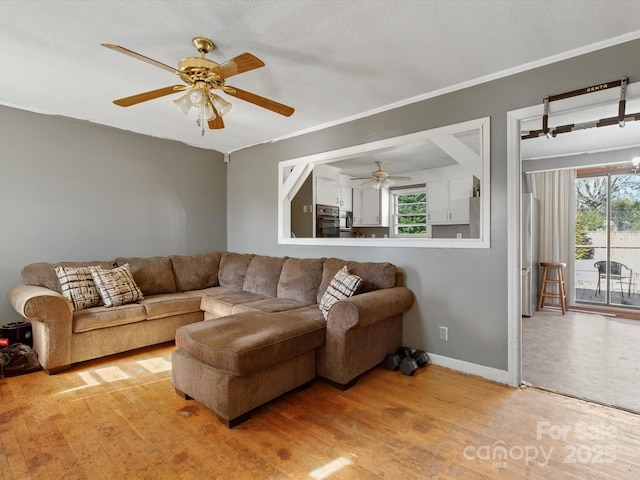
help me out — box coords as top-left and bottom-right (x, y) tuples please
(202, 103), (215, 121)
(173, 92), (193, 115)
(211, 94), (232, 116)
(188, 88), (208, 107)
(373, 178), (393, 191)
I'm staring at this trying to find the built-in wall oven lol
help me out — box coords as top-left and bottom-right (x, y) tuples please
(316, 205), (340, 237)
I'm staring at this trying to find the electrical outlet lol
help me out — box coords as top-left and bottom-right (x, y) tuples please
(303, 205), (313, 213)
(439, 326), (448, 341)
(456, 233), (462, 239)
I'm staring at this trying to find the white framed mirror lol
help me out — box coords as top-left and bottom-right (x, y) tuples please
(278, 117), (490, 248)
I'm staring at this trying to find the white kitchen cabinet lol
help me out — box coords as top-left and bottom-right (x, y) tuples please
(448, 178), (472, 223)
(314, 165), (344, 207)
(316, 173), (353, 210)
(353, 187), (389, 227)
(340, 185), (353, 211)
(425, 181), (449, 224)
(315, 176), (341, 206)
(426, 177), (472, 225)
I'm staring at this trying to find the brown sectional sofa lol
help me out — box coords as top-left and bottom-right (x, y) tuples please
(8, 251), (414, 426)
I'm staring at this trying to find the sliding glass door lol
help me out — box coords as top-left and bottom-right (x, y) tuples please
(575, 171), (640, 308)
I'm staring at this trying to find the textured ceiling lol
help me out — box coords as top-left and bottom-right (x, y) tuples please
(2, 0), (640, 154)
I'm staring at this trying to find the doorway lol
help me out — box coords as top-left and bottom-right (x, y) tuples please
(507, 81), (640, 411)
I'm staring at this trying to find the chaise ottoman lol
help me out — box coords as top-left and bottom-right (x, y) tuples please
(171, 307), (326, 427)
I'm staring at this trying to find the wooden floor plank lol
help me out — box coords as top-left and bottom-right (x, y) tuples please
(0, 428), (30, 480)
(1, 344), (640, 479)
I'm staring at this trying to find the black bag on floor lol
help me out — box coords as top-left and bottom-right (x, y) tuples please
(0, 321), (33, 347)
(0, 343), (42, 378)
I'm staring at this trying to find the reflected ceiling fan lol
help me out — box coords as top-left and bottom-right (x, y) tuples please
(354, 162), (412, 190)
(102, 36), (294, 135)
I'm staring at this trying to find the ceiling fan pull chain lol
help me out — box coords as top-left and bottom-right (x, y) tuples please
(196, 107), (205, 136)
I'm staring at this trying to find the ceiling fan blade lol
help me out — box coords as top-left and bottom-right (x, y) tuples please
(208, 105), (225, 129)
(218, 53), (265, 78)
(388, 176), (412, 180)
(112, 85), (187, 107)
(208, 117), (224, 129)
(102, 43), (178, 75)
(224, 86), (294, 117)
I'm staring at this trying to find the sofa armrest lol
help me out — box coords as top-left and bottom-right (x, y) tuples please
(8, 284), (73, 323)
(326, 286), (415, 331)
(318, 286), (414, 387)
(7, 284), (74, 372)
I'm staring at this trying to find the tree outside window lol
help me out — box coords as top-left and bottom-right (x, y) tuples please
(392, 189), (427, 236)
(575, 174), (640, 260)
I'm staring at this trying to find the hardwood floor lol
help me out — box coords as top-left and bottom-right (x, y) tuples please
(1, 343), (639, 479)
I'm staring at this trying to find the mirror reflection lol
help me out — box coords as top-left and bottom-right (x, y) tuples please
(279, 117), (490, 248)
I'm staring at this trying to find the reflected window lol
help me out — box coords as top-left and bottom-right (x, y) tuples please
(391, 187), (428, 237)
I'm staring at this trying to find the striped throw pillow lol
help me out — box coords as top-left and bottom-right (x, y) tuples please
(319, 266), (362, 320)
(55, 265), (103, 311)
(90, 264), (143, 308)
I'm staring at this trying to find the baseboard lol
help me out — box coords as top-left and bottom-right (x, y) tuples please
(427, 353), (510, 385)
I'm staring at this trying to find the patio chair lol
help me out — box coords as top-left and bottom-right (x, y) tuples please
(594, 261), (633, 297)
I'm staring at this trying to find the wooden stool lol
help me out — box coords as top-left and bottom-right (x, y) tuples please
(537, 262), (567, 314)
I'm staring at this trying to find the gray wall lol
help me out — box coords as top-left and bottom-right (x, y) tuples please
(228, 38), (640, 372)
(0, 106), (227, 324)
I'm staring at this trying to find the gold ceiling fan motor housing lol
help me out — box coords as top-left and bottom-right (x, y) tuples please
(178, 37), (225, 89)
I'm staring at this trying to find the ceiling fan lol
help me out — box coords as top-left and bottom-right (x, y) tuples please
(353, 162), (412, 190)
(101, 37), (294, 135)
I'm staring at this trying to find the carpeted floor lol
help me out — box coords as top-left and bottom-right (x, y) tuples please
(522, 309), (640, 413)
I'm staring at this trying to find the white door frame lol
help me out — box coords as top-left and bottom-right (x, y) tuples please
(506, 82), (640, 386)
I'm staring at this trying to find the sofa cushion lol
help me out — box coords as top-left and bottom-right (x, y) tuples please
(185, 286), (236, 298)
(175, 309), (326, 376)
(319, 266), (363, 320)
(277, 257), (324, 304)
(90, 264), (144, 308)
(73, 303), (147, 333)
(170, 252), (221, 292)
(115, 256), (177, 295)
(218, 253), (255, 289)
(138, 292), (203, 320)
(232, 297), (312, 314)
(243, 255), (286, 298)
(317, 258), (397, 303)
(200, 291), (267, 318)
(22, 260), (115, 294)
(55, 265), (103, 311)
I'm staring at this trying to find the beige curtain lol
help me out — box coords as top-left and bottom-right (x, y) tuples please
(530, 169), (576, 302)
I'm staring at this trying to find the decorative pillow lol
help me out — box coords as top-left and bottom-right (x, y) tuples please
(319, 266), (362, 320)
(54, 265), (102, 311)
(317, 258), (396, 303)
(90, 264), (144, 308)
